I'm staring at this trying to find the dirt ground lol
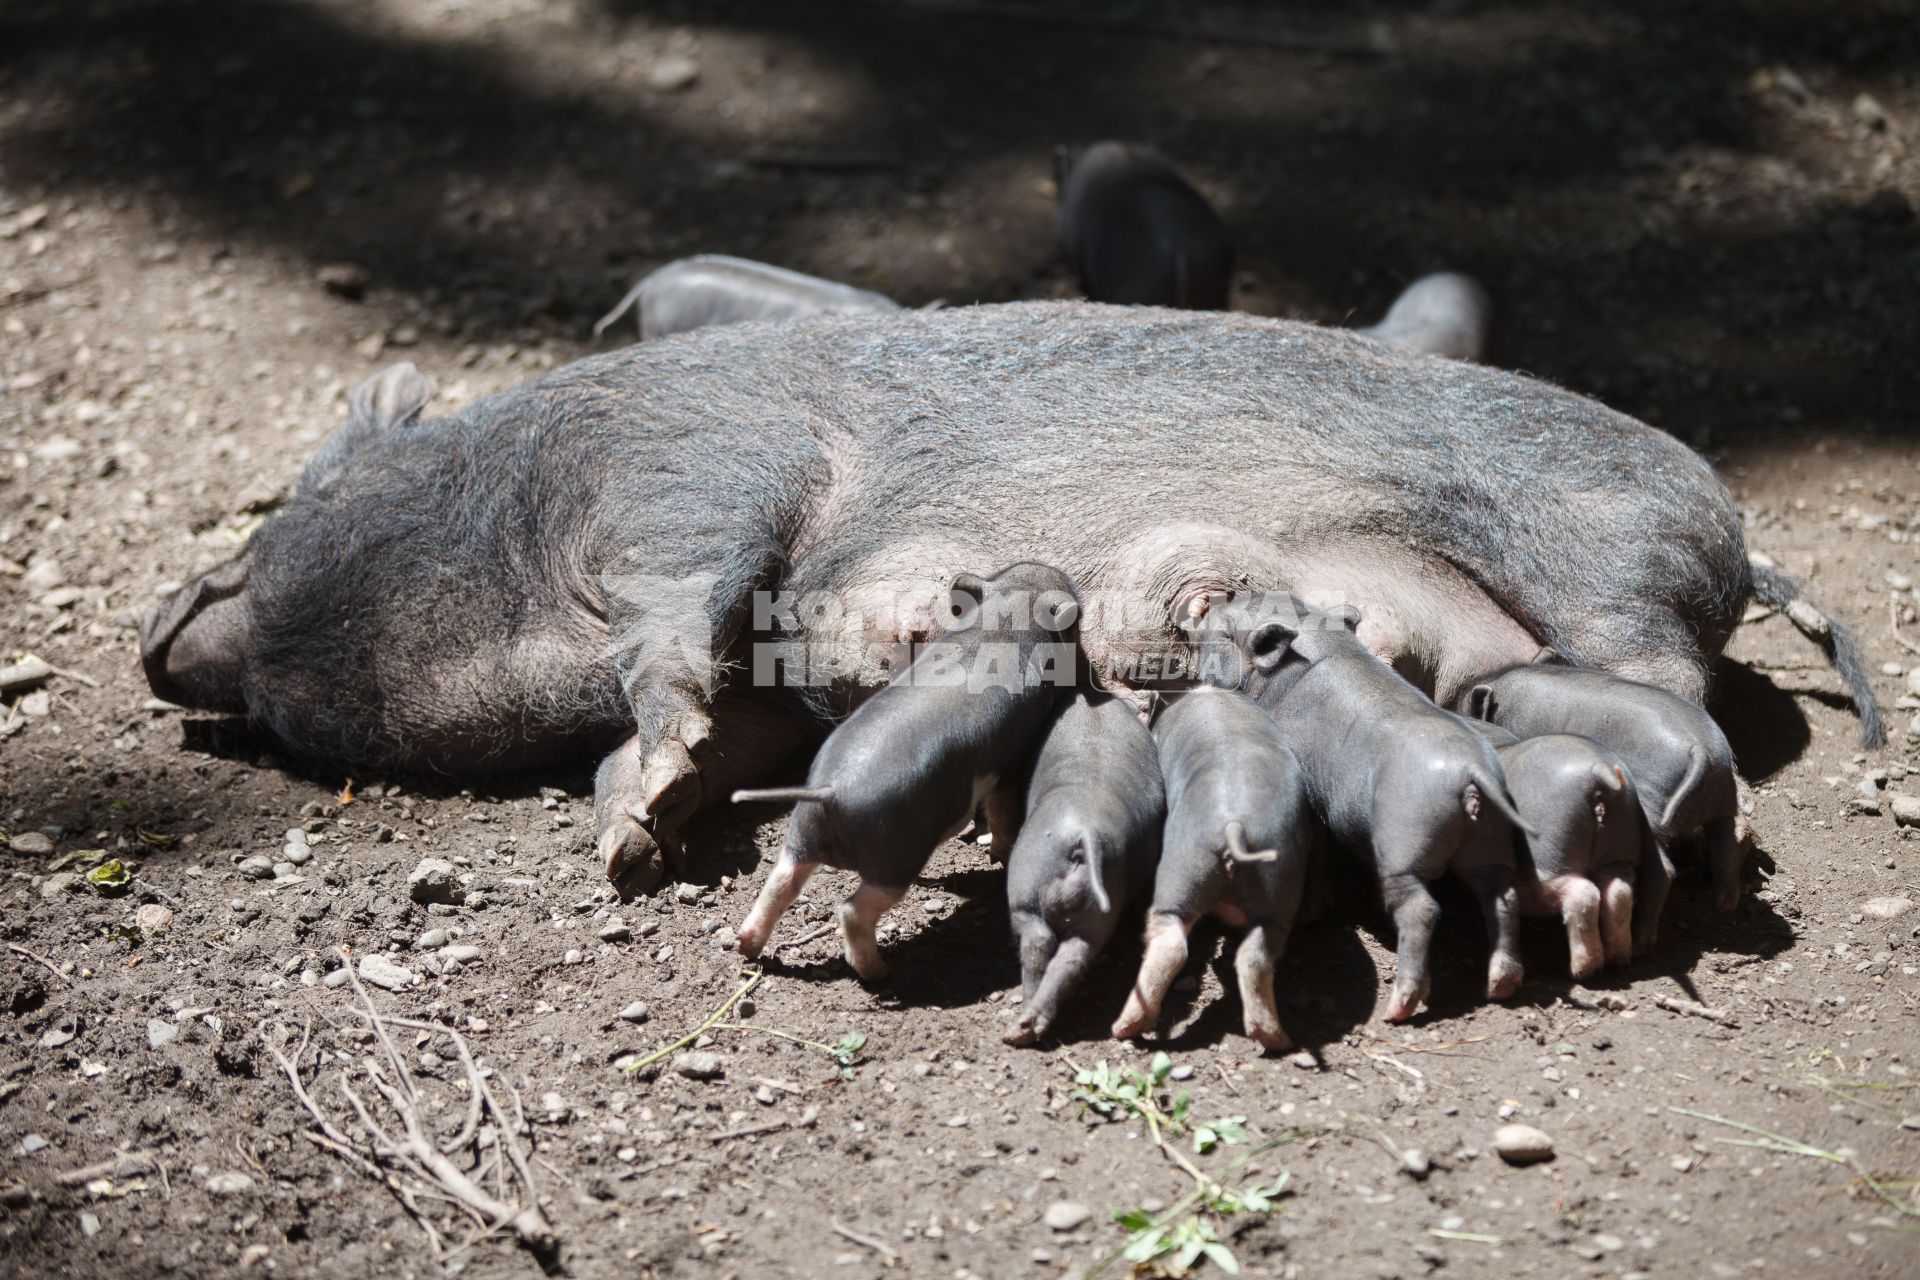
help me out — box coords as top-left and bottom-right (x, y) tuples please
(4, 1), (1920, 1277)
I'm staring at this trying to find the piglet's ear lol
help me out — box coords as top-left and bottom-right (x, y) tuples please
(1460, 684), (1495, 721)
(949, 572), (986, 626)
(1247, 620), (1296, 672)
(1331, 605), (1362, 632)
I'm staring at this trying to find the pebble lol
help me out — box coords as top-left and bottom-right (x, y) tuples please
(1889, 572), (1915, 592)
(674, 883), (702, 905)
(17, 1134), (49, 1156)
(416, 928), (449, 950)
(636, 918), (661, 938)
(135, 903), (173, 935)
(237, 856), (275, 880)
(9, 832), (54, 856)
(1861, 897), (1915, 920)
(1908, 714), (1920, 741)
(1168, 1064), (1195, 1081)
(1890, 794), (1920, 827)
(147, 1019), (179, 1050)
(204, 1171), (256, 1195)
(357, 954), (417, 990)
(563, 949), (584, 966)
(40, 872), (79, 898)
(598, 921), (633, 944)
(1289, 1051), (1317, 1070)
(407, 858), (465, 905)
(647, 56), (700, 92)
(441, 944), (484, 966)
(672, 1051), (725, 1080)
(617, 1000), (651, 1024)
(21, 559), (64, 593)
(1492, 1123), (1555, 1165)
(1401, 1148), (1431, 1179)
(1043, 1201), (1091, 1231)
(711, 926), (737, 950)
(1908, 668), (1920, 698)
(322, 969), (350, 989)
(316, 262), (370, 299)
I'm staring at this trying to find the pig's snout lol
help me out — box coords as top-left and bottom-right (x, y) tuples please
(139, 558), (251, 714)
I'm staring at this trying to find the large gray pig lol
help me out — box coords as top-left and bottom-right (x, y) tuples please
(138, 303), (1882, 893)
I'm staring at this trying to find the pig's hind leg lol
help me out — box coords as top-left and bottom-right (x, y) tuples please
(1112, 912), (1192, 1040)
(1464, 864), (1526, 999)
(1379, 873), (1442, 1023)
(736, 854), (818, 960)
(1234, 920), (1293, 1053)
(838, 880), (907, 983)
(1007, 936), (1094, 1047)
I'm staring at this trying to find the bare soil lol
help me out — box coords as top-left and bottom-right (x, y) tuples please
(3, 2), (1919, 1277)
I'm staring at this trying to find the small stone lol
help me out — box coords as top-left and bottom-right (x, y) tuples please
(205, 1171), (256, 1195)
(1847, 795), (1881, 816)
(272, 862), (298, 879)
(21, 559), (65, 593)
(635, 918), (661, 938)
(317, 262), (370, 299)
(563, 948), (584, 966)
(40, 872), (79, 898)
(647, 56), (700, 92)
(237, 856), (274, 880)
(1907, 668), (1920, 698)
(711, 926), (737, 950)
(79, 1212), (100, 1238)
(1492, 1123), (1555, 1165)
(284, 828), (310, 850)
(1043, 1201), (1091, 1232)
(1889, 794), (1920, 827)
(407, 858), (465, 905)
(357, 954), (417, 991)
(322, 969), (350, 989)
(1671, 1154), (1695, 1172)
(283, 842), (313, 867)
(1593, 1234), (1625, 1252)
(416, 928), (449, 950)
(617, 1001), (652, 1024)
(674, 883), (702, 905)
(17, 1134), (49, 1155)
(9, 832), (54, 855)
(673, 1051), (725, 1080)
(1168, 1064), (1195, 1081)
(1401, 1148), (1431, 1179)
(1289, 1050), (1317, 1070)
(441, 944), (483, 966)
(1907, 714), (1920, 741)
(1861, 897), (1915, 920)
(147, 1019), (179, 1049)
(599, 921), (633, 944)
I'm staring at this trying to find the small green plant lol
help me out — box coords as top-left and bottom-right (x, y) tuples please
(85, 859), (133, 895)
(1066, 1054), (1307, 1278)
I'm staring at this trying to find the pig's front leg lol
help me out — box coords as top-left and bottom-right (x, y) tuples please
(1112, 912), (1192, 1040)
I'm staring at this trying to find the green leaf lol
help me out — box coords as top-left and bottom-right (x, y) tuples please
(1122, 1227), (1171, 1264)
(1201, 1241), (1241, 1274)
(1196, 1116), (1248, 1152)
(1113, 1207), (1155, 1231)
(1149, 1051), (1174, 1086)
(832, 1031), (867, 1061)
(85, 860), (133, 895)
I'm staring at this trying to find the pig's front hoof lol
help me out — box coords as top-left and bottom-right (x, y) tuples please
(1383, 980), (1427, 1023)
(1244, 1020), (1292, 1055)
(1109, 1007), (1153, 1041)
(641, 738), (706, 833)
(1486, 955), (1525, 1001)
(599, 816), (666, 894)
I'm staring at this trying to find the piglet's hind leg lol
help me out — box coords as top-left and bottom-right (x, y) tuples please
(1112, 913), (1191, 1040)
(1234, 921), (1292, 1053)
(736, 855), (817, 959)
(838, 881), (906, 983)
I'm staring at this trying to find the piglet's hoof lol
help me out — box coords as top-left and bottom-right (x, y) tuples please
(1383, 979), (1427, 1023)
(1002, 1016), (1043, 1049)
(1486, 955), (1525, 1001)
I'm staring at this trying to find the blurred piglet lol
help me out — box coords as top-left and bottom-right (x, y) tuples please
(1111, 688), (1318, 1052)
(1055, 141), (1233, 310)
(596, 254), (901, 341)
(1003, 690), (1165, 1047)
(1357, 272), (1493, 362)
(734, 563), (1079, 982)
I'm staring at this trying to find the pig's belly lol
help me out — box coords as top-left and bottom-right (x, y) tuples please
(785, 525), (1537, 703)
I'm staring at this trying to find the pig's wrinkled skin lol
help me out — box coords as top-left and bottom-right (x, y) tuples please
(1476, 723), (1653, 976)
(138, 302), (1879, 896)
(1055, 143), (1232, 309)
(1358, 272), (1494, 363)
(1211, 599), (1530, 1021)
(1458, 664), (1742, 923)
(593, 253), (902, 342)
(732, 562), (1077, 982)
(1003, 690), (1165, 1047)
(1112, 688), (1317, 1051)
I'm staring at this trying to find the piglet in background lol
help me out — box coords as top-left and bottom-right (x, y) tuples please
(596, 254), (902, 341)
(1357, 271), (1494, 362)
(1055, 141), (1234, 310)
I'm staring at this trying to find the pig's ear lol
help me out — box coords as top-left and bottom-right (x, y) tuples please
(347, 362), (436, 432)
(1460, 683), (1496, 721)
(1331, 605), (1362, 632)
(1246, 620), (1297, 672)
(949, 572), (986, 626)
